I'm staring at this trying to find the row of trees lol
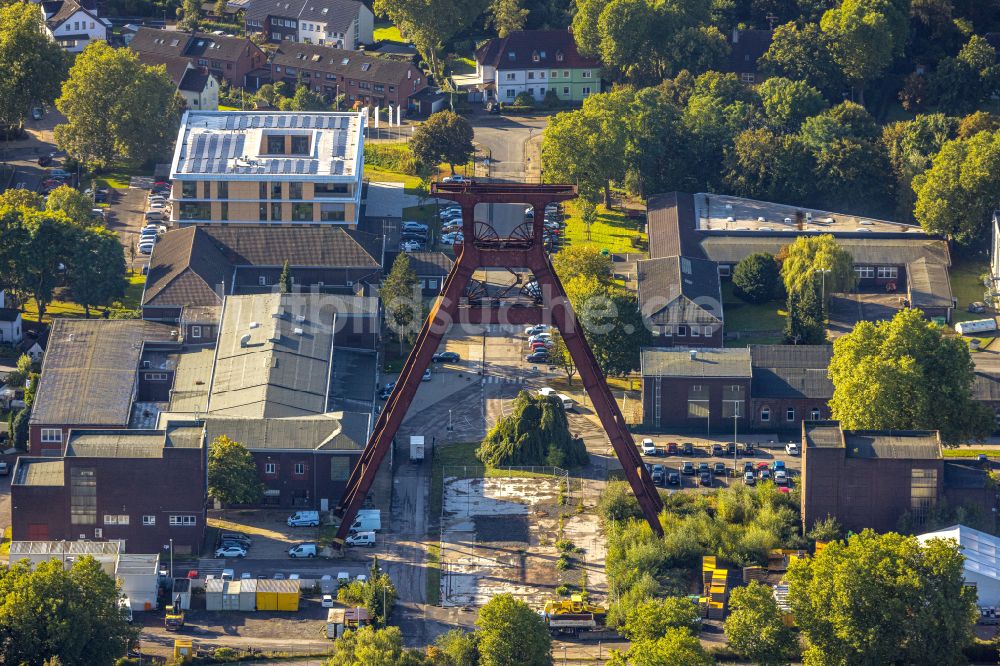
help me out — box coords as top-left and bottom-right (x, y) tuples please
(0, 189), (127, 321)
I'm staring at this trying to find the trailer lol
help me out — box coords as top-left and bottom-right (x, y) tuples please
(410, 436), (425, 462)
(955, 318), (998, 335)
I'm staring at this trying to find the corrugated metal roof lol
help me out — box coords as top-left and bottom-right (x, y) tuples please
(9, 541), (121, 557)
(845, 431), (941, 459)
(907, 257), (953, 309)
(66, 425), (204, 458)
(641, 347), (752, 378)
(700, 235), (951, 267)
(16, 460), (65, 487)
(117, 554), (160, 575)
(203, 412), (368, 451)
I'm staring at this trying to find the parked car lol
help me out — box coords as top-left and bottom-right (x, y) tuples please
(322, 595), (335, 608)
(440, 232), (464, 245)
(400, 240), (422, 252)
(969, 301), (988, 314)
(346, 532), (376, 547)
(772, 460), (787, 474)
(288, 543), (317, 558)
(422, 369), (432, 381)
(743, 461), (755, 474)
(641, 438), (656, 456)
(667, 471), (680, 485)
(432, 351), (460, 363)
(0, 462), (8, 476)
(699, 472), (712, 487)
(651, 464), (665, 485)
(221, 569), (234, 581)
(48, 169), (71, 178)
(337, 572), (350, 586)
(681, 461), (695, 475)
(759, 468), (772, 482)
(441, 175), (471, 184)
(743, 471), (756, 485)
(273, 573), (285, 580)
(526, 351), (550, 363)
(681, 442), (693, 455)
(713, 462), (726, 475)
(666, 442), (678, 455)
(31, 107), (43, 121)
(38, 153), (54, 166)
(402, 220), (429, 232)
(774, 470), (789, 486)
(378, 382), (396, 399)
(138, 242), (156, 255)
(214, 546), (247, 558)
(698, 462), (710, 476)
(241, 572), (253, 580)
(711, 444), (722, 456)
(785, 442), (800, 455)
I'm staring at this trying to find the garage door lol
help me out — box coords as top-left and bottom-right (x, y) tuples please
(27, 524), (49, 540)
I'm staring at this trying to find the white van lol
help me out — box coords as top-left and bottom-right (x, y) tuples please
(349, 514), (381, 533)
(537, 387), (556, 397)
(346, 531), (376, 548)
(288, 543), (317, 558)
(556, 394), (574, 411)
(287, 510), (320, 527)
(143, 210), (163, 221)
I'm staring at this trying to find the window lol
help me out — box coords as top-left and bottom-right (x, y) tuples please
(198, 58), (208, 66)
(428, 279), (438, 289)
(877, 266), (898, 279)
(103, 514), (129, 525)
(169, 515), (197, 526)
(855, 266), (874, 279)
(259, 203), (268, 222)
(688, 384), (709, 418)
(267, 135), (285, 154)
(760, 407), (770, 422)
(294, 462), (305, 475)
(786, 407), (796, 421)
(289, 182), (303, 198)
(527, 72), (535, 80)
(556, 52), (564, 62)
(704, 326), (713, 336)
(563, 70), (569, 77)
(507, 51), (515, 61)
(740, 72), (755, 83)
(532, 51), (539, 62)
(290, 136), (309, 154)
(581, 70), (592, 78)
(191, 325), (202, 339)
(722, 385), (744, 418)
(94, 528), (102, 538)
(690, 326), (700, 337)
(910, 468), (938, 523)
(582, 87), (591, 95)
(142, 515), (156, 526)
(271, 182), (283, 199)
(331, 457), (351, 480)
(677, 325), (687, 336)
(314, 182), (349, 196)
(810, 408), (821, 420)
(258, 275), (268, 286)
(144, 373), (168, 381)
(292, 203), (313, 221)
(563, 87), (569, 95)
(320, 203), (345, 222)
(259, 182), (268, 199)
(178, 202), (210, 220)
(220, 202), (228, 221)
(216, 181), (228, 199)
(506, 89), (515, 98)
(70, 467), (97, 525)
(271, 203), (283, 221)
(265, 462), (276, 474)
(182, 181), (197, 198)
(41, 428), (62, 443)
(505, 73), (515, 81)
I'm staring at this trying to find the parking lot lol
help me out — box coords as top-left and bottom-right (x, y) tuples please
(636, 440), (802, 491)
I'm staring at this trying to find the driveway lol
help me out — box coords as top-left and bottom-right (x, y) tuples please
(827, 292), (903, 338)
(108, 186), (154, 273)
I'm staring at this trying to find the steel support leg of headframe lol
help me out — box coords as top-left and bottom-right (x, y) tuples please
(332, 183), (663, 548)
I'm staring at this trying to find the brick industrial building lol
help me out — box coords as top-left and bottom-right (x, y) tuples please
(801, 421), (995, 534)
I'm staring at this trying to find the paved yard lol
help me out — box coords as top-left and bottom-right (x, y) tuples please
(827, 291), (903, 338)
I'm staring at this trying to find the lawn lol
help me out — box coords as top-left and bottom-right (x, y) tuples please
(720, 281), (787, 333)
(941, 448), (995, 458)
(373, 22), (404, 43)
(446, 56), (476, 75)
(20, 272), (145, 324)
(562, 200), (644, 254)
(426, 542), (441, 605)
(90, 163), (148, 190)
(218, 105), (240, 111)
(950, 258), (989, 324)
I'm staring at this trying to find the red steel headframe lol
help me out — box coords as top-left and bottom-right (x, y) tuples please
(332, 182), (664, 547)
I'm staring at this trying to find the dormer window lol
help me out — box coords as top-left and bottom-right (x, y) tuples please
(555, 50), (564, 62)
(507, 51), (515, 61)
(532, 51), (539, 62)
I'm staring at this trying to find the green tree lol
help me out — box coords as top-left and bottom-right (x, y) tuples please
(379, 253), (421, 352)
(69, 227), (127, 317)
(820, 0), (909, 105)
(0, 557), (139, 666)
(490, 0), (528, 37)
(957, 111), (1000, 139)
(548, 331), (577, 386)
(623, 597), (700, 642)
(432, 629), (478, 666)
(477, 391), (588, 468)
(279, 260), (292, 293)
(207, 435), (264, 506)
(596, 479), (642, 523)
(550, 244), (612, 285)
(0, 188), (44, 212)
(410, 111), (474, 175)
(0, 2), (67, 130)
(45, 185), (97, 227)
(807, 515), (843, 542)
(757, 77), (827, 131)
(799, 101), (880, 150)
(811, 137), (893, 214)
(828, 308), (994, 443)
(569, 278), (650, 376)
(784, 280), (826, 345)
(881, 114), (956, 220)
(15, 210), (80, 322)
(780, 235), (854, 302)
(759, 21), (844, 98)
(6, 354), (34, 388)
(732, 252), (780, 304)
(284, 85), (328, 111)
(786, 530), (977, 665)
(724, 581), (797, 665)
(178, 0), (200, 30)
(372, 0), (490, 81)
(476, 594), (551, 666)
(327, 625), (427, 666)
(11, 407), (30, 449)
(913, 130), (1000, 244)
(608, 627), (712, 666)
(55, 42), (182, 170)
(724, 129), (814, 203)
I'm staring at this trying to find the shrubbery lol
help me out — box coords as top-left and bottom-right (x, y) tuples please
(476, 391), (588, 468)
(364, 143), (421, 176)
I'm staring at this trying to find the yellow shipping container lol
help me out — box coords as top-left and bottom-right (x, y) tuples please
(256, 578), (300, 612)
(173, 638), (193, 661)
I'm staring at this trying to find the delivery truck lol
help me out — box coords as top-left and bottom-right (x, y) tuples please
(410, 435), (425, 462)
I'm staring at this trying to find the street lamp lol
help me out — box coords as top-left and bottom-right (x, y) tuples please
(169, 538), (174, 579)
(815, 268), (832, 321)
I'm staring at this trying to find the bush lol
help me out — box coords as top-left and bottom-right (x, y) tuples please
(732, 252), (779, 303)
(543, 89), (561, 109)
(363, 143), (420, 176)
(556, 554), (572, 570)
(596, 480), (643, 523)
(513, 91), (535, 107)
(211, 647), (240, 662)
(555, 584), (571, 596)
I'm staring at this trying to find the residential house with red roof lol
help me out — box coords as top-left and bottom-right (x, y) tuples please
(474, 29), (601, 104)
